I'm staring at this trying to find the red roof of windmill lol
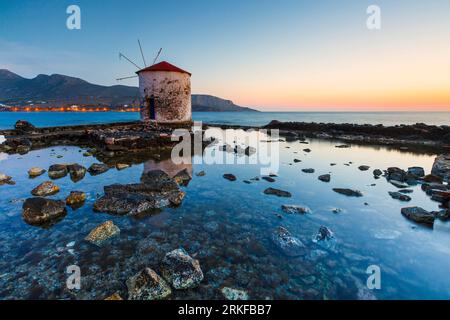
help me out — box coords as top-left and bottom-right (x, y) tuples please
(136, 61), (191, 76)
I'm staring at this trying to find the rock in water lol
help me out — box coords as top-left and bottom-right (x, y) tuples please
(93, 170), (185, 216)
(14, 120), (35, 133)
(373, 169), (383, 177)
(85, 220), (120, 246)
(272, 226), (307, 257)
(221, 287), (249, 300)
(196, 171), (206, 177)
(318, 174), (331, 182)
(48, 164), (68, 179)
(408, 167), (425, 177)
(28, 167), (46, 178)
(386, 167), (408, 182)
(281, 205), (311, 214)
(264, 188), (292, 198)
(161, 248), (204, 289)
(67, 164), (87, 182)
(262, 176), (276, 182)
(313, 226), (334, 242)
(223, 174), (237, 181)
(390, 180), (409, 188)
(388, 191), (411, 202)
(333, 188), (363, 197)
(66, 191), (86, 209)
(302, 168), (315, 173)
(116, 163), (130, 171)
(0, 173), (14, 185)
(244, 146), (256, 156)
(31, 181), (60, 196)
(432, 154), (450, 182)
(358, 165), (370, 171)
(401, 207), (435, 226)
(22, 197), (67, 226)
(126, 268), (172, 300)
(173, 168), (192, 186)
(104, 293), (123, 300)
(88, 163), (109, 176)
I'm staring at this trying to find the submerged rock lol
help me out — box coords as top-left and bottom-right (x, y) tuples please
(31, 181), (60, 197)
(271, 226), (307, 257)
(390, 180), (409, 189)
(22, 197), (67, 226)
(281, 205), (311, 214)
(28, 167), (46, 178)
(66, 191), (86, 209)
(318, 174), (331, 182)
(332, 188), (363, 197)
(93, 170), (185, 216)
(67, 164), (86, 182)
(85, 220), (120, 246)
(173, 168), (192, 186)
(388, 191), (411, 202)
(223, 173), (237, 181)
(221, 287), (249, 300)
(48, 164), (68, 180)
(401, 207), (435, 226)
(432, 154), (450, 182)
(399, 189), (414, 194)
(88, 163), (110, 176)
(196, 171), (206, 177)
(161, 248), (204, 289)
(264, 188), (292, 198)
(126, 268), (172, 300)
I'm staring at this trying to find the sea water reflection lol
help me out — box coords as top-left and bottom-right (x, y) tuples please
(0, 128), (449, 299)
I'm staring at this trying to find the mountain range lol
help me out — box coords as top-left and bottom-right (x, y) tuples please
(0, 69), (258, 112)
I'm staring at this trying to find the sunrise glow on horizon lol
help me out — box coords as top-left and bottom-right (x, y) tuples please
(1, 0), (449, 112)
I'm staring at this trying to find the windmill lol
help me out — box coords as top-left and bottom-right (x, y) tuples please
(116, 41), (162, 81)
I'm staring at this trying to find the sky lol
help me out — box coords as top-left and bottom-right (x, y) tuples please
(0, 0), (449, 111)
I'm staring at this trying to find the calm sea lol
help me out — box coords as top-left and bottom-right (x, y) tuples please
(0, 111), (449, 129)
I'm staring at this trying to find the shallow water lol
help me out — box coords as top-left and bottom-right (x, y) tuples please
(0, 128), (449, 300)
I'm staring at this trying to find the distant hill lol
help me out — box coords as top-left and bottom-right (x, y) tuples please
(0, 69), (258, 112)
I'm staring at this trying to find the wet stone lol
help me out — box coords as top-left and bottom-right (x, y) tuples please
(161, 248), (204, 290)
(373, 169), (383, 177)
(173, 168), (192, 186)
(313, 226), (334, 242)
(264, 188), (292, 198)
(223, 174), (237, 181)
(66, 191), (86, 209)
(126, 268), (172, 300)
(85, 220), (120, 246)
(22, 197), (67, 226)
(221, 287), (249, 300)
(333, 188), (363, 197)
(196, 171), (206, 177)
(281, 205), (311, 215)
(48, 164), (68, 180)
(28, 167), (46, 178)
(408, 167), (425, 177)
(67, 164), (86, 182)
(88, 163), (110, 176)
(271, 226), (307, 257)
(401, 207), (435, 226)
(262, 176), (276, 183)
(388, 192), (412, 202)
(358, 165), (370, 171)
(432, 154), (450, 182)
(318, 174), (331, 182)
(104, 293), (123, 300)
(116, 163), (130, 171)
(0, 173), (14, 185)
(302, 168), (315, 173)
(31, 181), (60, 197)
(390, 180), (409, 189)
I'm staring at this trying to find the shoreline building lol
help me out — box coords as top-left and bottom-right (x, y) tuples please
(136, 61), (192, 123)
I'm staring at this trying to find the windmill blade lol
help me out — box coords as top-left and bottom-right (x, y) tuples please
(119, 52), (141, 70)
(116, 75), (138, 81)
(138, 39), (147, 67)
(153, 48), (162, 65)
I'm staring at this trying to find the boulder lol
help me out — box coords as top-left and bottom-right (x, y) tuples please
(223, 174), (237, 181)
(126, 268), (172, 300)
(264, 188), (292, 198)
(221, 287), (249, 300)
(318, 174), (331, 182)
(0, 173), (13, 185)
(358, 165), (370, 171)
(22, 197), (67, 226)
(432, 154), (450, 182)
(407, 167), (425, 177)
(67, 164), (86, 182)
(16, 145), (30, 154)
(313, 226), (334, 242)
(85, 220), (120, 246)
(373, 169), (383, 177)
(48, 164), (68, 179)
(388, 191), (411, 202)
(28, 167), (46, 178)
(401, 207), (435, 226)
(66, 191), (86, 209)
(31, 181), (60, 197)
(88, 163), (110, 176)
(332, 188), (363, 197)
(386, 167), (407, 182)
(422, 174), (443, 184)
(271, 226), (307, 257)
(173, 168), (192, 186)
(161, 248), (204, 289)
(94, 170), (185, 216)
(14, 120), (35, 133)
(281, 205), (311, 215)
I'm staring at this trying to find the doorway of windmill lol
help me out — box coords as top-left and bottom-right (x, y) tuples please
(148, 95), (156, 120)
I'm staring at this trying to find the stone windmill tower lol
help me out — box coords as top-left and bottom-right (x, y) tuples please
(117, 44), (192, 124)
